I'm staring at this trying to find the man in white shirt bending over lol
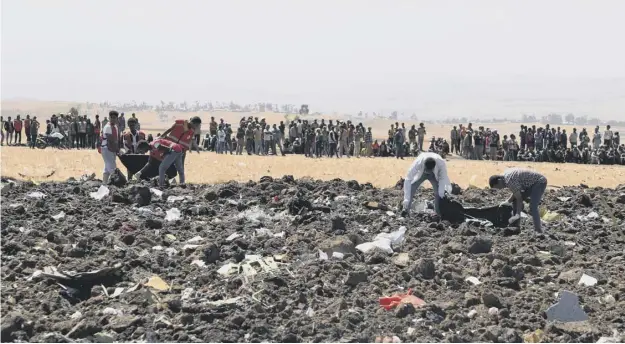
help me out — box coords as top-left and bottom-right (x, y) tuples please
(402, 152), (452, 216)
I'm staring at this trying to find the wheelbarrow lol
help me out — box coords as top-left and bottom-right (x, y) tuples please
(118, 154), (178, 180)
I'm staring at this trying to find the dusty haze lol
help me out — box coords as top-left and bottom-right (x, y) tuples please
(2, 0), (625, 119)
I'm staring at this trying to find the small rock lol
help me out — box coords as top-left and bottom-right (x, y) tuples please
(488, 307), (499, 316)
(121, 234), (135, 246)
(331, 215), (346, 231)
(558, 267), (583, 283)
(107, 316), (140, 333)
(578, 194), (593, 207)
(345, 270), (368, 286)
(145, 219), (163, 229)
(467, 236), (492, 254)
(467, 309), (478, 318)
(201, 243), (220, 264)
(393, 253), (410, 267)
(203, 191), (218, 201)
(133, 187), (152, 206)
(319, 236), (356, 256)
(413, 258), (436, 279)
(603, 294), (616, 304)
(616, 193), (625, 204)
(93, 332), (116, 343)
(481, 292), (502, 308)
(365, 248), (388, 264)
(395, 303), (416, 318)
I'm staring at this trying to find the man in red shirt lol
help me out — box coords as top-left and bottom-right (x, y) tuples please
(13, 115), (23, 145)
(135, 139), (183, 187)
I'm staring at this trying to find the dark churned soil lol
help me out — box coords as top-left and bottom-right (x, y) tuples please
(1, 176), (624, 343)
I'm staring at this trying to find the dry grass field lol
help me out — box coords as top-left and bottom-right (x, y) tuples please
(2, 147), (624, 189)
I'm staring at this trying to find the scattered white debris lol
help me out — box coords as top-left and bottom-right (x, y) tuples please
(165, 247), (178, 257)
(181, 288), (194, 300)
(603, 295), (616, 304)
(488, 307), (499, 316)
(204, 297), (242, 306)
(191, 260), (206, 268)
(218, 255), (280, 277)
(467, 309), (478, 318)
(564, 241), (576, 247)
(110, 288), (124, 298)
(226, 233), (242, 241)
(557, 197), (571, 202)
(273, 231), (285, 238)
(356, 226), (407, 254)
(27, 270), (42, 281)
(90, 186), (110, 200)
(305, 307), (315, 317)
(165, 208), (181, 222)
(597, 330), (620, 343)
(579, 273), (598, 287)
(319, 250), (329, 260)
(167, 196), (186, 203)
(136, 207), (153, 214)
(334, 195), (349, 202)
(386, 211), (396, 217)
(150, 188), (163, 200)
(103, 307), (123, 316)
(182, 244), (200, 252)
(465, 276), (481, 285)
(356, 240), (393, 254)
(255, 228), (273, 237)
(27, 191), (46, 199)
(577, 212), (599, 221)
(332, 252), (344, 259)
(186, 236), (203, 243)
(237, 206), (273, 224)
(70, 311), (83, 319)
(152, 246), (163, 251)
(52, 211), (66, 221)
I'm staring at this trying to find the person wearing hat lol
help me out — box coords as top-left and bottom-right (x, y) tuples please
(489, 168), (547, 233)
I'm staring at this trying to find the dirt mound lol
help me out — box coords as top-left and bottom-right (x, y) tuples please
(1, 177), (624, 342)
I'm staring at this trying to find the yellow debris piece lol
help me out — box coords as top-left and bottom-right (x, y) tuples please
(145, 275), (170, 292)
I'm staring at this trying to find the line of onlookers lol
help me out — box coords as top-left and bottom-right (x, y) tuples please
(448, 123), (624, 165)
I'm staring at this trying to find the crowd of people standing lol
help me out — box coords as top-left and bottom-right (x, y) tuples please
(1, 112), (142, 149)
(449, 123), (624, 165)
(199, 116), (438, 159)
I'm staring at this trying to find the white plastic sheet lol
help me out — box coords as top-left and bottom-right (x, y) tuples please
(52, 211), (66, 221)
(356, 226), (407, 254)
(27, 191), (46, 199)
(165, 208), (181, 222)
(90, 186), (110, 200)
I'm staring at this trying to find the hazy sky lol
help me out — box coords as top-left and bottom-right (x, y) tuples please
(2, 0), (625, 117)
